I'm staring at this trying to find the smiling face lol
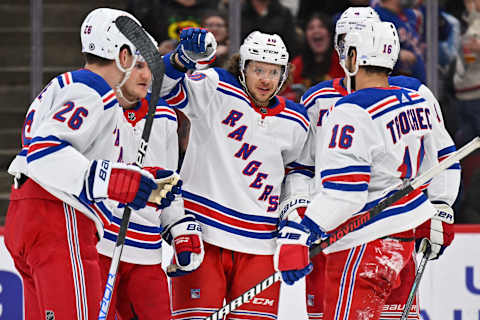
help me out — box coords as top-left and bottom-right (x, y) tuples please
(306, 17), (330, 55)
(245, 60), (283, 105)
(121, 59), (152, 107)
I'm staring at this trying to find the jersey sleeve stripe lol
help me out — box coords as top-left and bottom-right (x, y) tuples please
(320, 165), (371, 178)
(322, 174), (371, 183)
(323, 181), (369, 192)
(26, 136), (71, 163)
(438, 145), (461, 169)
(105, 221), (161, 242)
(103, 231), (162, 249)
(164, 82), (188, 108)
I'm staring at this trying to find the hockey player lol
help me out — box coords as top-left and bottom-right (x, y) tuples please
(3, 8), (176, 319)
(160, 29), (310, 319)
(282, 8), (461, 319)
(96, 44), (203, 319)
(278, 19), (459, 319)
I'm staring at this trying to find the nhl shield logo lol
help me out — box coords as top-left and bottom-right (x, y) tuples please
(191, 288), (200, 299)
(46, 310), (55, 320)
(128, 111), (136, 121)
(307, 294), (315, 307)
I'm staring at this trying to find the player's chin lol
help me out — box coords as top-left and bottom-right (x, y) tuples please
(135, 87), (149, 99)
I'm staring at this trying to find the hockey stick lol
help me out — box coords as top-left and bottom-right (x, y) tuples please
(400, 242), (431, 320)
(205, 136), (480, 320)
(98, 16), (165, 320)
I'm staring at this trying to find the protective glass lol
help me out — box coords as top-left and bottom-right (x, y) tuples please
(246, 63), (282, 81)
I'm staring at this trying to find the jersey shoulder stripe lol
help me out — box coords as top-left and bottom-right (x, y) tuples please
(57, 70), (118, 110)
(276, 100), (309, 131)
(389, 75), (421, 91)
(336, 88), (426, 119)
(214, 67), (242, 88)
(217, 81), (251, 104)
(302, 79), (341, 109)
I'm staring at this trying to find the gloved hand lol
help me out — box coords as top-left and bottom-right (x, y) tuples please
(415, 202), (454, 260)
(143, 167), (182, 209)
(174, 27), (217, 70)
(274, 220), (314, 285)
(163, 214), (204, 277)
(278, 195), (310, 222)
(84, 160), (157, 210)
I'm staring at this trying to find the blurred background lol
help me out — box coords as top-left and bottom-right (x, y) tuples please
(0, 0), (478, 226)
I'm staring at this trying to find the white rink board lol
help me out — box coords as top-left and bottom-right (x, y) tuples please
(1, 229), (480, 319)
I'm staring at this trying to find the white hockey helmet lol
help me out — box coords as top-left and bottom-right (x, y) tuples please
(335, 7), (380, 59)
(81, 8), (143, 61)
(341, 21), (400, 74)
(81, 8), (157, 93)
(239, 31), (289, 96)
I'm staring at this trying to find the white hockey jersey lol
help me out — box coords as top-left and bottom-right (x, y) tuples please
(159, 53), (310, 255)
(301, 78), (460, 253)
(296, 76), (461, 205)
(8, 69), (126, 236)
(96, 95), (179, 264)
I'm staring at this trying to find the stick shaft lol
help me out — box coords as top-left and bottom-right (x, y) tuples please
(400, 244), (431, 320)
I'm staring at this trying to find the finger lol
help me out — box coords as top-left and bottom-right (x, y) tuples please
(199, 30), (206, 52)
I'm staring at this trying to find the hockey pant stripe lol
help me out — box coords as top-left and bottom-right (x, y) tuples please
(334, 245), (366, 320)
(64, 203), (88, 320)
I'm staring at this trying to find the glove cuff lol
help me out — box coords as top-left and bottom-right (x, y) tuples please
(85, 160), (113, 201)
(432, 202), (454, 224)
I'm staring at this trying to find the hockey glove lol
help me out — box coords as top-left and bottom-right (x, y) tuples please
(84, 160), (157, 210)
(174, 27), (217, 70)
(274, 220), (314, 285)
(415, 202), (454, 260)
(279, 195), (310, 222)
(164, 214), (204, 277)
(143, 167), (182, 209)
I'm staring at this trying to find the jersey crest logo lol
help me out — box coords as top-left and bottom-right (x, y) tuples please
(127, 111), (136, 121)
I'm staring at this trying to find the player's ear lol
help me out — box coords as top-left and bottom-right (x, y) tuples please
(118, 45), (133, 68)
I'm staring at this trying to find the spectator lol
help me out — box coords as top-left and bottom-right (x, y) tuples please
(374, 0), (427, 83)
(282, 12), (344, 102)
(241, 0), (299, 57)
(453, 0), (480, 146)
(127, 0), (218, 42)
(202, 10), (230, 68)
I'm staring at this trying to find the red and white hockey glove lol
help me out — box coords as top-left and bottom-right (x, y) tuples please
(415, 202), (454, 260)
(84, 160), (157, 210)
(142, 167), (182, 209)
(279, 195), (310, 223)
(163, 214), (204, 277)
(274, 220), (314, 285)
